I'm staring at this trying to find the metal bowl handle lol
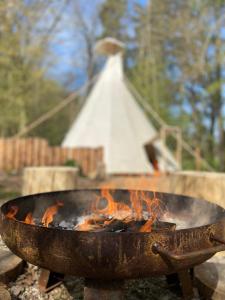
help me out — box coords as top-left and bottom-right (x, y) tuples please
(152, 235), (225, 261)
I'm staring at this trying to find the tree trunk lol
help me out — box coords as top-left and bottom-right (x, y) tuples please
(22, 166), (78, 196)
(218, 114), (225, 171)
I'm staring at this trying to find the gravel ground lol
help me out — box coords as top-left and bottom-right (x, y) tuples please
(0, 236), (8, 251)
(7, 263), (184, 300)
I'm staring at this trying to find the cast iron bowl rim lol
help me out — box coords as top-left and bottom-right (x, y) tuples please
(1, 188), (225, 235)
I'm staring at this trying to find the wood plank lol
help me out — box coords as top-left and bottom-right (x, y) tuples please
(42, 139), (48, 165)
(8, 139), (14, 171)
(0, 139), (5, 170)
(46, 146), (54, 166)
(52, 147), (61, 166)
(39, 139), (47, 165)
(0, 136), (103, 177)
(86, 149), (91, 176)
(62, 147), (68, 165)
(82, 148), (89, 176)
(3, 139), (8, 171)
(89, 148), (95, 174)
(68, 148), (74, 161)
(13, 139), (20, 170)
(78, 148), (84, 175)
(33, 138), (39, 166)
(26, 138), (33, 166)
(46, 141), (51, 165)
(0, 249), (25, 284)
(5, 139), (14, 171)
(51, 147), (56, 165)
(20, 138), (27, 168)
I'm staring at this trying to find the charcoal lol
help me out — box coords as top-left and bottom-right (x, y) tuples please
(126, 220), (146, 232)
(152, 220), (176, 231)
(33, 215), (176, 233)
(74, 223), (103, 231)
(104, 219), (128, 232)
(48, 222), (59, 228)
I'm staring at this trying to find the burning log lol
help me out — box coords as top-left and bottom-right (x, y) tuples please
(152, 220), (176, 231)
(73, 214), (176, 233)
(101, 219), (128, 232)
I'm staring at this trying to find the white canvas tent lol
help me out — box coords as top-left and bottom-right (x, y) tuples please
(62, 38), (180, 174)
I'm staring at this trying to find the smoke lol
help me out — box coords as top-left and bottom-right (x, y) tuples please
(161, 195), (224, 229)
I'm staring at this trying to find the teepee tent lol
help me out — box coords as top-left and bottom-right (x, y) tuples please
(62, 38), (180, 174)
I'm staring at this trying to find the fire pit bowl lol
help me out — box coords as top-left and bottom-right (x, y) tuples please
(1, 189), (225, 280)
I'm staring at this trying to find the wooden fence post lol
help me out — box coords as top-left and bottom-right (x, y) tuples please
(0, 137), (104, 177)
(195, 147), (201, 170)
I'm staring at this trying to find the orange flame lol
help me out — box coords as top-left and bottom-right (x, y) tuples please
(130, 190), (144, 220)
(93, 189), (131, 219)
(41, 200), (64, 227)
(139, 219), (155, 232)
(74, 216), (100, 231)
(6, 206), (18, 220)
(24, 212), (35, 225)
(84, 188), (163, 232)
(139, 192), (163, 232)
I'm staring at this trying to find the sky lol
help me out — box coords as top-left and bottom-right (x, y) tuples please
(46, 0), (224, 111)
(47, 0), (148, 89)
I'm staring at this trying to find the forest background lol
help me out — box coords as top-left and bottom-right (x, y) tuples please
(0, 0), (224, 170)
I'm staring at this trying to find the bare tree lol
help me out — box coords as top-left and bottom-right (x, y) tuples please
(69, 0), (102, 83)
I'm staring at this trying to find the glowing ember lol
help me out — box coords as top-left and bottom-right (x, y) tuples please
(6, 206), (18, 220)
(41, 200), (64, 227)
(24, 212), (35, 225)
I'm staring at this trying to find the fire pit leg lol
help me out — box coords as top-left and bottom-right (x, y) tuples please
(38, 269), (64, 292)
(177, 269), (193, 300)
(84, 279), (124, 300)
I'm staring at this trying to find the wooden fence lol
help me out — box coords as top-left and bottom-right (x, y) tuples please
(0, 138), (104, 177)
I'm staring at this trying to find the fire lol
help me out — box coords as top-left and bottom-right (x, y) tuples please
(140, 191), (163, 232)
(90, 173), (164, 232)
(41, 200), (64, 227)
(130, 190), (144, 220)
(6, 201), (64, 227)
(74, 215), (104, 231)
(75, 188), (164, 232)
(24, 212), (35, 225)
(93, 189), (130, 219)
(5, 178), (163, 233)
(5, 206), (18, 220)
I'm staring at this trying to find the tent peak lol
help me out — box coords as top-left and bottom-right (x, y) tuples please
(95, 37), (125, 56)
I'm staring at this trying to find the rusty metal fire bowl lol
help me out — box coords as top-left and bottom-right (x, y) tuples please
(1, 189), (225, 280)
